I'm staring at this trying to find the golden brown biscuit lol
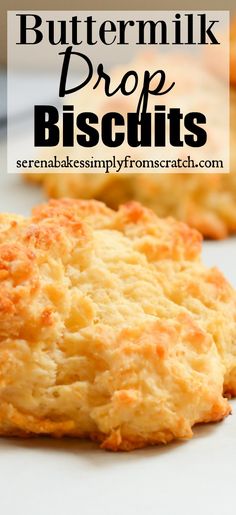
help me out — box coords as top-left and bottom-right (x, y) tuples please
(0, 199), (235, 450)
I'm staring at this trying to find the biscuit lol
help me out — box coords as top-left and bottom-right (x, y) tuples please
(25, 51), (236, 239)
(0, 199), (235, 450)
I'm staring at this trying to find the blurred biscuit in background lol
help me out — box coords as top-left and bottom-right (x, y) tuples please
(25, 16), (236, 239)
(230, 16), (236, 86)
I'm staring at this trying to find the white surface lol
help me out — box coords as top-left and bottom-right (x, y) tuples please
(0, 162), (236, 515)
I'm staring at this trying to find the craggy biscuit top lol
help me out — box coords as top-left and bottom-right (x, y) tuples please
(0, 199), (235, 449)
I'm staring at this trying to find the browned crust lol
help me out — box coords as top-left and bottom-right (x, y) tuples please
(0, 199), (235, 450)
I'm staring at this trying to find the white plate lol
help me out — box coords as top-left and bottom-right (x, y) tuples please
(0, 161), (236, 515)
